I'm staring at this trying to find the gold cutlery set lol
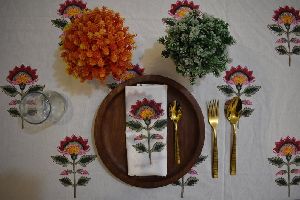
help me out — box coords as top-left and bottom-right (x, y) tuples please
(169, 97), (242, 177)
(208, 97), (242, 177)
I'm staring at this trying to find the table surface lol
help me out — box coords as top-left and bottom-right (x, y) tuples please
(0, 0), (300, 200)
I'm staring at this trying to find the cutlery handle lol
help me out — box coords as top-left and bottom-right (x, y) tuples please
(212, 128), (218, 178)
(174, 123), (180, 165)
(230, 124), (237, 175)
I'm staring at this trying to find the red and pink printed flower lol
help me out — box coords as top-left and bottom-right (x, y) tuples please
(7, 65), (38, 90)
(273, 136), (300, 156)
(116, 64), (144, 82)
(169, 0), (199, 19)
(58, 0), (87, 19)
(224, 65), (255, 86)
(58, 135), (90, 156)
(273, 6), (300, 26)
(130, 98), (164, 121)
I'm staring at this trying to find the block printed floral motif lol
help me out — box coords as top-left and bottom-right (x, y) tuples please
(51, 135), (97, 198)
(268, 6), (300, 66)
(172, 155), (207, 198)
(217, 65), (261, 117)
(51, 0), (87, 30)
(126, 98), (167, 164)
(268, 136), (300, 197)
(107, 64), (144, 89)
(0, 65), (45, 128)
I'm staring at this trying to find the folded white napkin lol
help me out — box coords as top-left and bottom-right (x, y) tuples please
(125, 84), (168, 176)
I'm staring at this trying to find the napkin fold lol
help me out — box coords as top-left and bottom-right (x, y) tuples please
(125, 84), (168, 176)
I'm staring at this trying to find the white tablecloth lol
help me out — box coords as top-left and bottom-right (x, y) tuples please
(0, 0), (300, 199)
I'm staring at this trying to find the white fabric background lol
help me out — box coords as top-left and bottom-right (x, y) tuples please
(0, 0), (300, 199)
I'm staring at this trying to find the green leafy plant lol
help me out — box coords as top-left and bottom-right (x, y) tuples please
(159, 10), (235, 84)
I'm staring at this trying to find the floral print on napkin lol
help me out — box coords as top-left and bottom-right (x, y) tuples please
(217, 65), (261, 117)
(268, 136), (300, 197)
(0, 65), (45, 129)
(172, 155), (207, 198)
(51, 135), (97, 198)
(268, 6), (300, 66)
(126, 98), (167, 165)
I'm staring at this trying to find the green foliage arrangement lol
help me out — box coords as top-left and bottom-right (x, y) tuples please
(159, 10), (235, 84)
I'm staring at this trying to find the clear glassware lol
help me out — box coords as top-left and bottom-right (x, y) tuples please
(19, 91), (66, 125)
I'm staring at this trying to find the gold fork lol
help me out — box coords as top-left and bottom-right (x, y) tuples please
(208, 100), (219, 178)
(169, 100), (182, 165)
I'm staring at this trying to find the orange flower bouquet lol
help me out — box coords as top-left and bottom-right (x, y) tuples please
(59, 6), (136, 82)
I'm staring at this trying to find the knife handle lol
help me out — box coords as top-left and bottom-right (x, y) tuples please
(212, 128), (218, 178)
(230, 124), (237, 175)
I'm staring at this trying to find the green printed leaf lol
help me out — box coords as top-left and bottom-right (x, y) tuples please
(240, 107), (254, 117)
(292, 25), (300, 36)
(26, 85), (45, 94)
(107, 83), (118, 89)
(217, 85), (236, 97)
(77, 155), (97, 167)
(151, 142), (166, 152)
(51, 19), (68, 30)
(184, 177), (198, 186)
(195, 155), (208, 165)
(132, 143), (147, 153)
(0, 85), (19, 97)
(59, 177), (73, 187)
(172, 180), (181, 186)
(290, 176), (300, 185)
(243, 85), (261, 97)
(268, 157), (285, 168)
(126, 120), (143, 132)
(162, 18), (176, 26)
(51, 155), (70, 167)
(152, 119), (167, 131)
(292, 155), (300, 166)
(292, 46), (300, 55)
(7, 108), (20, 117)
(275, 177), (287, 186)
(275, 45), (288, 55)
(77, 176), (91, 186)
(268, 24), (285, 35)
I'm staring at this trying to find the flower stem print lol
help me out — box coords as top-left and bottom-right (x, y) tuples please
(217, 65), (261, 118)
(0, 65), (44, 129)
(172, 155), (207, 198)
(126, 98), (167, 164)
(51, 135), (97, 198)
(268, 136), (300, 197)
(268, 6), (300, 66)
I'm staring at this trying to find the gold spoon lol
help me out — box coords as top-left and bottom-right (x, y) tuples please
(225, 97), (242, 175)
(169, 100), (182, 165)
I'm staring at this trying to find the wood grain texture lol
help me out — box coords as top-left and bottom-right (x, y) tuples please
(94, 75), (205, 188)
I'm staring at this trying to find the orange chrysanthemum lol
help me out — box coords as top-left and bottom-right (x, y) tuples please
(60, 7), (136, 82)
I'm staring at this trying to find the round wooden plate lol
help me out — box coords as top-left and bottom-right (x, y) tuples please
(94, 75), (205, 188)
